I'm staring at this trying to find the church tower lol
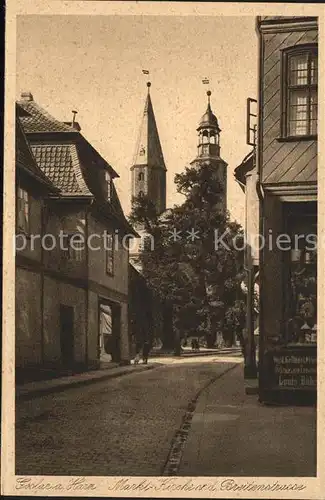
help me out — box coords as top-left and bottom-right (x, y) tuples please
(190, 90), (228, 213)
(131, 82), (167, 215)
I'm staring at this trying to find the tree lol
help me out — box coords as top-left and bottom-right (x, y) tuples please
(129, 161), (245, 351)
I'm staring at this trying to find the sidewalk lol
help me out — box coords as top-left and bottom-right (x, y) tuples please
(178, 363), (317, 477)
(152, 346), (242, 358)
(16, 363), (157, 401)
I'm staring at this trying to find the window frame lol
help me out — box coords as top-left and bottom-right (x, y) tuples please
(61, 232), (84, 263)
(280, 44), (318, 141)
(105, 233), (115, 276)
(16, 185), (30, 235)
(105, 171), (112, 202)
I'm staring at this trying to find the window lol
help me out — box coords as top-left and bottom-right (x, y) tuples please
(139, 146), (145, 156)
(285, 210), (317, 346)
(138, 190), (144, 198)
(69, 233), (84, 262)
(105, 172), (111, 201)
(138, 172), (144, 181)
(17, 187), (30, 234)
(106, 233), (114, 275)
(62, 233), (84, 262)
(283, 46), (318, 138)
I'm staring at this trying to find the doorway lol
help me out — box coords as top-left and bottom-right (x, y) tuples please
(60, 304), (74, 367)
(99, 300), (121, 363)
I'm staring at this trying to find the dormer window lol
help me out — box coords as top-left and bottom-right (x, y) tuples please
(105, 172), (111, 201)
(282, 46), (318, 138)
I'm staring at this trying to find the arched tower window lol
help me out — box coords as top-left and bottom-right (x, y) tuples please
(202, 130), (209, 144)
(138, 190), (144, 198)
(138, 172), (144, 181)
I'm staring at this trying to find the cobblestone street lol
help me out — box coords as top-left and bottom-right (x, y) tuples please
(16, 357), (239, 476)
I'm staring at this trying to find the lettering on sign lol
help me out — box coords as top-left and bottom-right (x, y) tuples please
(267, 349), (317, 389)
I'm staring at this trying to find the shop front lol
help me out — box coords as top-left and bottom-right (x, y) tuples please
(259, 200), (317, 405)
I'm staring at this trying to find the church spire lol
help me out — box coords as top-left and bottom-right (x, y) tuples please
(131, 82), (167, 214)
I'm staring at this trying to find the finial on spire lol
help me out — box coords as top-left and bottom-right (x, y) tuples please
(207, 90), (211, 106)
(147, 81), (151, 93)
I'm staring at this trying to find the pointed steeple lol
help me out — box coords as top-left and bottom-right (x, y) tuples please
(132, 82), (166, 170)
(131, 82), (167, 214)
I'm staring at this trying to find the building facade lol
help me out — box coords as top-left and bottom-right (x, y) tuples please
(256, 17), (318, 404)
(16, 94), (136, 380)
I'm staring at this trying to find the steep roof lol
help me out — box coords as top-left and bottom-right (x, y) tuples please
(17, 94), (74, 133)
(17, 94), (137, 234)
(132, 88), (166, 171)
(16, 111), (57, 191)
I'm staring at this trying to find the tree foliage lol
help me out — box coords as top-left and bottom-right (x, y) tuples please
(129, 162), (246, 348)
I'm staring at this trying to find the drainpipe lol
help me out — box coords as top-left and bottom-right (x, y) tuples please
(256, 18), (265, 399)
(244, 152), (258, 379)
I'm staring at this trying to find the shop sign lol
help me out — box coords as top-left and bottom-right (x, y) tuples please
(265, 348), (317, 390)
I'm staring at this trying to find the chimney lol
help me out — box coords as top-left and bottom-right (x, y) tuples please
(21, 92), (34, 102)
(64, 110), (81, 131)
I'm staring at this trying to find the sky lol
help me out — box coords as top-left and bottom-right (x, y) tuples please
(16, 14), (258, 224)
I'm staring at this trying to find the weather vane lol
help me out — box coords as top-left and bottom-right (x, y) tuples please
(202, 78), (211, 102)
(142, 69), (151, 92)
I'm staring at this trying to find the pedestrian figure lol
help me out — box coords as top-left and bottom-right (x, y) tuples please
(134, 351), (141, 365)
(142, 341), (150, 364)
(191, 339), (195, 351)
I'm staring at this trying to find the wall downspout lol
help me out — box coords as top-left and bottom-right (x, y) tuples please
(255, 17), (265, 401)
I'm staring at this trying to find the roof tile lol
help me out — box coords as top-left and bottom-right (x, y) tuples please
(17, 100), (74, 134)
(31, 144), (92, 195)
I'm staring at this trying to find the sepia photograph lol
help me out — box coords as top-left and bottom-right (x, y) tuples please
(2, 1), (324, 498)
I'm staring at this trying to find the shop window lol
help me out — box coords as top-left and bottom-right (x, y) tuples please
(286, 214), (317, 345)
(282, 46), (318, 138)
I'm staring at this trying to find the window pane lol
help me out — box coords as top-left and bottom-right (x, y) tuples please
(17, 188), (29, 232)
(311, 54), (318, 84)
(289, 90), (308, 136)
(310, 89), (318, 135)
(289, 54), (308, 86)
(106, 234), (114, 274)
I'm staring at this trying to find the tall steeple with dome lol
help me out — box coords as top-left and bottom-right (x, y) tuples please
(131, 82), (167, 215)
(190, 90), (228, 212)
